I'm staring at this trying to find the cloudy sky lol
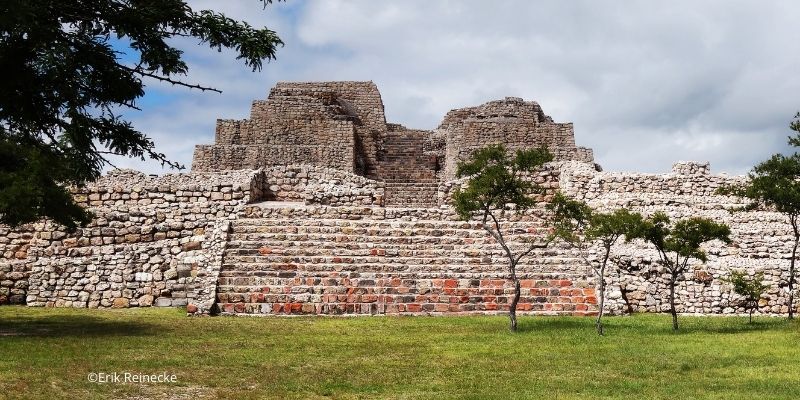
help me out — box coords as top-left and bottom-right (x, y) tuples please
(111, 0), (800, 175)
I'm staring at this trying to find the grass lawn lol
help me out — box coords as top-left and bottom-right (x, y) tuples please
(1, 307), (799, 399)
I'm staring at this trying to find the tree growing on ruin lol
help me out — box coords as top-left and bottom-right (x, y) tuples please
(722, 270), (768, 323)
(548, 193), (643, 335)
(452, 144), (554, 332)
(718, 112), (800, 319)
(631, 212), (731, 330)
(0, 0), (284, 229)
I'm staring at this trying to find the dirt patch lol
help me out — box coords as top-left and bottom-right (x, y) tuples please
(120, 385), (214, 400)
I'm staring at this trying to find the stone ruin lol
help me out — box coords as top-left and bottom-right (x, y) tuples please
(0, 81), (794, 318)
(192, 81), (596, 207)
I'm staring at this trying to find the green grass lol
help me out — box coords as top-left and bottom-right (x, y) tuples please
(1, 307), (799, 399)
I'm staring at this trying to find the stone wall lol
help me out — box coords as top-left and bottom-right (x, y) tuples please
(0, 224), (36, 305)
(437, 166), (562, 207)
(2, 160), (799, 318)
(439, 97), (596, 179)
(269, 82), (388, 178)
(212, 160), (800, 318)
(192, 84), (359, 173)
(558, 161), (791, 316)
(194, 81), (388, 176)
(259, 165), (385, 206)
(192, 140), (354, 174)
(0, 169), (261, 313)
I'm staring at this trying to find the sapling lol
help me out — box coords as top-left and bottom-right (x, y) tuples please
(723, 270), (768, 323)
(549, 193), (643, 335)
(452, 144), (553, 332)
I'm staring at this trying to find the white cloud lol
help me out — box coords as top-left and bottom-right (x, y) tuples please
(118, 0), (800, 175)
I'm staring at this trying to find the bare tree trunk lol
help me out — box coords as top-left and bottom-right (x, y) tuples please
(669, 273), (679, 331)
(595, 246), (611, 336)
(749, 307), (753, 324)
(596, 278), (605, 335)
(619, 284), (634, 315)
(790, 236), (798, 320)
(509, 277), (521, 332)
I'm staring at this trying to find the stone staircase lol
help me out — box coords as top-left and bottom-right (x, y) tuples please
(383, 181), (440, 208)
(378, 131), (440, 208)
(215, 206), (597, 316)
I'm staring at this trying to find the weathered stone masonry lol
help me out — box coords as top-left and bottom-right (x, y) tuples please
(1, 81), (796, 318)
(192, 81), (596, 208)
(1, 170), (259, 313)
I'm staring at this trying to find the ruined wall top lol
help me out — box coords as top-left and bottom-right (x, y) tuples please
(191, 81), (596, 182)
(269, 81), (387, 132)
(438, 96), (595, 177)
(439, 97), (553, 130)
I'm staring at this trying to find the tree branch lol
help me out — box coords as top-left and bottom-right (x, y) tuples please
(513, 238), (552, 266)
(116, 64), (222, 93)
(484, 211), (515, 264)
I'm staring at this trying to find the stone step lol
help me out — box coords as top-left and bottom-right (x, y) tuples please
(225, 236), (507, 246)
(218, 258), (587, 274)
(221, 246), (580, 257)
(213, 209), (587, 316)
(384, 202), (439, 208)
(228, 221), (547, 232)
(382, 180), (438, 185)
(217, 268), (587, 278)
(232, 217), (543, 227)
(226, 225), (549, 239)
(215, 273), (598, 316)
(223, 238), (552, 250)
(215, 301), (595, 316)
(226, 227), (550, 239)
(229, 222), (550, 232)
(383, 181), (439, 185)
(216, 270), (587, 281)
(218, 262), (587, 276)
(216, 288), (590, 302)
(221, 246), (574, 260)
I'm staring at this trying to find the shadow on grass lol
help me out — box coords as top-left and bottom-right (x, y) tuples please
(516, 316), (592, 333)
(606, 314), (792, 336)
(510, 313), (795, 336)
(0, 314), (158, 337)
(671, 318), (792, 335)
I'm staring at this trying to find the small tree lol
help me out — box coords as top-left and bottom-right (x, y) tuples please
(719, 113), (800, 319)
(452, 144), (553, 332)
(632, 212), (731, 330)
(722, 271), (768, 323)
(549, 193), (643, 335)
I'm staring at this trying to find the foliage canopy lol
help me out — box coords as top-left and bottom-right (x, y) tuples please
(453, 143), (553, 221)
(0, 0), (283, 229)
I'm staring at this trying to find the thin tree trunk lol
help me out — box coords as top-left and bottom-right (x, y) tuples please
(596, 247), (610, 336)
(596, 278), (606, 335)
(749, 308), (753, 324)
(669, 273), (679, 331)
(790, 236), (798, 319)
(619, 285), (634, 315)
(509, 277), (521, 332)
